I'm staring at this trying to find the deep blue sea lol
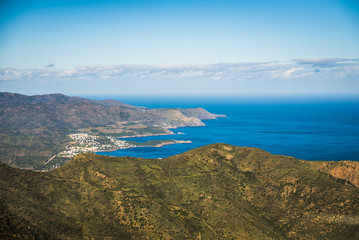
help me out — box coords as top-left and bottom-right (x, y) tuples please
(89, 95), (359, 161)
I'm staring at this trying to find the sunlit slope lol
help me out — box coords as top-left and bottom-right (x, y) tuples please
(1, 143), (358, 239)
(0, 92), (220, 168)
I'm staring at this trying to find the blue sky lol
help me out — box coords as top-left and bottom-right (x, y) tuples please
(0, 0), (358, 95)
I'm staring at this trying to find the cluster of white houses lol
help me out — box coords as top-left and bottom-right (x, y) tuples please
(57, 133), (134, 158)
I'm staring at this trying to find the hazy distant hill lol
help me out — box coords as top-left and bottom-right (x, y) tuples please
(1, 143), (358, 239)
(0, 92), (158, 130)
(0, 92), (221, 168)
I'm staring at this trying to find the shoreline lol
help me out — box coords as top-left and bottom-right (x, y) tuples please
(117, 132), (175, 139)
(76, 116), (226, 156)
(96, 140), (193, 153)
(139, 140), (193, 148)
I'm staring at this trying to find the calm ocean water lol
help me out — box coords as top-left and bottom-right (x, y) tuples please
(89, 95), (359, 161)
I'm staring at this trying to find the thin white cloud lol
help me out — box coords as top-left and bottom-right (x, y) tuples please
(1, 60), (359, 95)
(283, 68), (299, 78)
(1, 61), (359, 82)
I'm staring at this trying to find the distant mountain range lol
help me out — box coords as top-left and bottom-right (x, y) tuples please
(1, 144), (358, 239)
(0, 92), (223, 168)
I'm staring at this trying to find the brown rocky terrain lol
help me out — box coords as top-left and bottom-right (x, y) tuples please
(310, 160), (359, 188)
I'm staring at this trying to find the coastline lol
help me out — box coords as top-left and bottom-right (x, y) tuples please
(117, 132), (175, 139)
(97, 116), (226, 154)
(96, 140), (193, 153)
(138, 140), (192, 148)
(57, 113), (226, 163)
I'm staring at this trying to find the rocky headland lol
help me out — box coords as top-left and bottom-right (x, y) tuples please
(0, 92), (224, 170)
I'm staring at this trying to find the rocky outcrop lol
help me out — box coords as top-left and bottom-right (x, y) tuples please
(310, 161), (359, 188)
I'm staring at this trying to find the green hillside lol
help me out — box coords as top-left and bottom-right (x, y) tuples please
(0, 92), (221, 169)
(1, 144), (358, 239)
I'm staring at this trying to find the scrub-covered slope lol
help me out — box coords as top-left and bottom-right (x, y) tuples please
(1, 144), (358, 239)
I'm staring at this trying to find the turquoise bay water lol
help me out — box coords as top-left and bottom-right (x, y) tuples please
(92, 96), (359, 161)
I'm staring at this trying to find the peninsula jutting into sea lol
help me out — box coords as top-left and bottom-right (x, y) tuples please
(1, 0), (359, 238)
(0, 92), (225, 170)
(1, 92), (359, 239)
